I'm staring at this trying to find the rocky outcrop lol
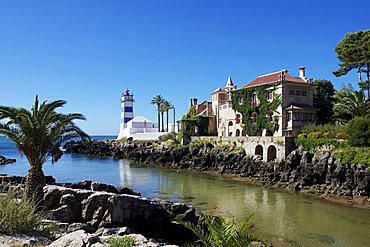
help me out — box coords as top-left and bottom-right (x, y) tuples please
(64, 140), (370, 205)
(0, 173), (197, 245)
(0, 155), (16, 165)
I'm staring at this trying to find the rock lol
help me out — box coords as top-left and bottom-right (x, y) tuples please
(48, 193), (80, 223)
(68, 223), (96, 233)
(95, 227), (130, 236)
(82, 193), (112, 222)
(48, 230), (102, 247)
(0, 234), (51, 246)
(0, 156), (16, 165)
(91, 182), (118, 194)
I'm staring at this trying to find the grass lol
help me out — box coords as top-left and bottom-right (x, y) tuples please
(0, 189), (56, 237)
(102, 235), (135, 247)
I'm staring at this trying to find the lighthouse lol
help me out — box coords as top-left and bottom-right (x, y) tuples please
(118, 89), (134, 139)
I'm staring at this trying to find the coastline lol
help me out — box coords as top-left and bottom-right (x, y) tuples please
(63, 139), (370, 211)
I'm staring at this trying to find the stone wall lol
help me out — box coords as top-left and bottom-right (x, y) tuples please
(191, 136), (295, 162)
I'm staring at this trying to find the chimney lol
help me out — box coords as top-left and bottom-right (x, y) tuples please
(193, 98), (198, 106)
(299, 66), (306, 80)
(189, 98), (193, 108)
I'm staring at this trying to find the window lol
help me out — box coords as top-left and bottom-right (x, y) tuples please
(301, 90), (307, 96)
(309, 113), (315, 122)
(301, 112), (307, 121)
(295, 90), (301, 96)
(293, 112), (300, 121)
(289, 90), (294, 96)
(250, 94), (257, 107)
(286, 112), (291, 121)
(267, 90), (273, 100)
(238, 97), (243, 104)
(252, 112), (257, 123)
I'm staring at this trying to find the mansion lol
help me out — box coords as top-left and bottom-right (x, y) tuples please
(191, 67), (316, 137)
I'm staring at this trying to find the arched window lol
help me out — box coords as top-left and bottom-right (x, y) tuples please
(267, 145), (277, 161)
(236, 129), (240, 136)
(236, 114), (241, 124)
(255, 145), (263, 156)
(252, 112), (257, 123)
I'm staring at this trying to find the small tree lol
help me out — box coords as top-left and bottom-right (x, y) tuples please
(347, 117), (370, 147)
(0, 96), (90, 203)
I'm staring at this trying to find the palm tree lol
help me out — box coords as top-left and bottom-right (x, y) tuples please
(151, 95), (164, 132)
(0, 96), (90, 204)
(162, 100), (172, 132)
(334, 88), (370, 123)
(178, 213), (258, 247)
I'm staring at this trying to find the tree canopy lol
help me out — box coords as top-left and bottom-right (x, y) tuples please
(333, 30), (370, 99)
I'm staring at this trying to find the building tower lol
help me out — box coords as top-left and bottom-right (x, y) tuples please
(118, 89), (134, 138)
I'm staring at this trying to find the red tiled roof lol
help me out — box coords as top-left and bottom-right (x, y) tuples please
(243, 70), (307, 88)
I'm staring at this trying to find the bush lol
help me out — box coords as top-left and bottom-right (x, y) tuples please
(159, 131), (177, 142)
(333, 147), (370, 167)
(178, 213), (258, 247)
(295, 134), (347, 152)
(302, 124), (347, 134)
(347, 117), (370, 147)
(102, 235), (135, 247)
(189, 138), (215, 149)
(0, 189), (51, 235)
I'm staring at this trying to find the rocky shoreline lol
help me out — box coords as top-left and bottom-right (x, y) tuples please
(64, 139), (370, 209)
(0, 155), (16, 165)
(0, 174), (197, 246)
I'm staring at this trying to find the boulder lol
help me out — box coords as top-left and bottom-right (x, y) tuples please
(48, 230), (102, 247)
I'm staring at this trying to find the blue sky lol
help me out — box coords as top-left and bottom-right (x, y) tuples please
(0, 0), (369, 135)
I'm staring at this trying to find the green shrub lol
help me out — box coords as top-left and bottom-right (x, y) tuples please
(189, 138), (215, 150)
(118, 137), (128, 143)
(159, 131), (177, 142)
(302, 124), (347, 134)
(333, 147), (370, 167)
(178, 213), (258, 247)
(307, 131), (323, 139)
(347, 117), (370, 147)
(102, 235), (135, 247)
(0, 190), (51, 235)
(295, 134), (347, 152)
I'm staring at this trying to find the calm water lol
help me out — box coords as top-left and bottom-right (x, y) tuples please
(1, 136), (370, 247)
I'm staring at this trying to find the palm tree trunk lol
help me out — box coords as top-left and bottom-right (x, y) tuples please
(26, 164), (46, 207)
(166, 110), (169, 132)
(161, 111), (164, 132)
(157, 106), (160, 132)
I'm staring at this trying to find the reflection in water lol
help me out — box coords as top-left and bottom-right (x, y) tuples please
(118, 160), (370, 247)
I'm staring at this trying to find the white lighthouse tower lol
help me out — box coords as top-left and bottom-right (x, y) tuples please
(118, 89), (134, 139)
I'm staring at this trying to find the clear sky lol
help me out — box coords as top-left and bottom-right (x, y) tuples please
(0, 0), (369, 135)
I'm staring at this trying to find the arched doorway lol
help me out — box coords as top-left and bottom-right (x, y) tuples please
(255, 145), (263, 157)
(236, 129), (241, 136)
(228, 121), (233, 136)
(267, 145), (277, 161)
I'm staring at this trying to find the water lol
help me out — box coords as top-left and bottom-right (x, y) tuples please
(1, 136), (370, 246)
